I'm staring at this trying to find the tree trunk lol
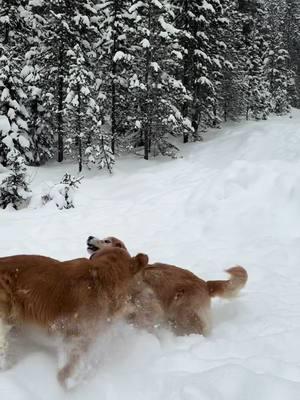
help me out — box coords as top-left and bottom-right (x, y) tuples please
(192, 114), (199, 138)
(57, 44), (64, 163)
(111, 0), (119, 155)
(212, 104), (217, 127)
(4, 23), (9, 44)
(224, 100), (228, 122)
(144, 123), (150, 160)
(111, 79), (116, 155)
(182, 0), (190, 144)
(78, 135), (82, 172)
(144, 1), (152, 160)
(182, 101), (189, 143)
(77, 83), (82, 173)
(31, 98), (40, 166)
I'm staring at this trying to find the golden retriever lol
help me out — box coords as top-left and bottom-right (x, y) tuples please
(87, 236), (248, 336)
(0, 247), (148, 387)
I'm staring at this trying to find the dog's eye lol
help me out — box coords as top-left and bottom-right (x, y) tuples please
(104, 239), (111, 244)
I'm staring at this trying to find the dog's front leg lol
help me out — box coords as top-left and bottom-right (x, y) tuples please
(0, 318), (11, 370)
(57, 335), (91, 389)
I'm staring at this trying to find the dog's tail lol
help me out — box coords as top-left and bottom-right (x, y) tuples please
(206, 266), (248, 299)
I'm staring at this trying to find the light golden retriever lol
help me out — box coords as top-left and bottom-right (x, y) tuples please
(0, 247), (148, 387)
(87, 236), (248, 336)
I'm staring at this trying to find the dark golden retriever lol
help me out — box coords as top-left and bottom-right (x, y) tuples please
(0, 247), (148, 386)
(87, 236), (248, 336)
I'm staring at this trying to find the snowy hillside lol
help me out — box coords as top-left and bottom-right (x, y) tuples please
(1, 110), (300, 399)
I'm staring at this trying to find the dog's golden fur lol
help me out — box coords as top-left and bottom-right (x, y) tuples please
(0, 248), (148, 386)
(87, 236), (248, 336)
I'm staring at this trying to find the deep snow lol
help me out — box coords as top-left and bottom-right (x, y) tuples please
(1, 110), (300, 399)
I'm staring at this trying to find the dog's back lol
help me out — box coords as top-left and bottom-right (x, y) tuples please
(143, 263), (208, 308)
(143, 263), (247, 336)
(0, 249), (148, 329)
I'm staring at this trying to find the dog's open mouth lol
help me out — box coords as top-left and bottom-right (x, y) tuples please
(87, 244), (98, 252)
(87, 236), (100, 253)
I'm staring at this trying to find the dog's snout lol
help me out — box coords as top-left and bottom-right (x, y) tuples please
(87, 236), (100, 254)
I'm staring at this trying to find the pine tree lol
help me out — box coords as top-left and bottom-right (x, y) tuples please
(0, 149), (31, 210)
(174, 0), (228, 138)
(85, 126), (115, 173)
(27, 0), (102, 166)
(284, 0), (300, 107)
(0, 45), (32, 166)
(218, 2), (247, 121)
(42, 173), (83, 209)
(96, 0), (134, 155)
(20, 2), (54, 165)
(41, 1), (75, 163)
(239, 1), (271, 120)
(265, 0), (290, 114)
(0, 1), (33, 165)
(127, 0), (192, 159)
(65, 44), (100, 172)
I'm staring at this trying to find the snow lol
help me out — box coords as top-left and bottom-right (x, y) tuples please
(113, 51), (127, 62)
(74, 15), (90, 27)
(0, 115), (10, 134)
(28, 0), (44, 6)
(201, 0), (215, 13)
(128, 1), (144, 14)
(1, 88), (10, 102)
(141, 38), (150, 48)
(152, 0), (163, 8)
(151, 61), (160, 71)
(199, 76), (213, 87)
(1, 135), (14, 149)
(1, 110), (300, 399)
(20, 65), (34, 79)
(158, 16), (178, 35)
(194, 49), (210, 61)
(171, 50), (183, 60)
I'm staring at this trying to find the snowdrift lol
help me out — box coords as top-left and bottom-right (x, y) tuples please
(1, 110), (300, 399)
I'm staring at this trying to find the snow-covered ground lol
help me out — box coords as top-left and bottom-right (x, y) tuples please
(1, 110), (300, 399)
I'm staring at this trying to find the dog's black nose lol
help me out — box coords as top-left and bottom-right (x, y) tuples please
(87, 236), (95, 244)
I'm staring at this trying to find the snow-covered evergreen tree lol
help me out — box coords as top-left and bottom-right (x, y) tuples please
(0, 149), (31, 210)
(65, 44), (99, 172)
(0, 1), (34, 166)
(284, 0), (300, 107)
(20, 3), (54, 166)
(126, 0), (192, 159)
(265, 0), (290, 115)
(0, 46), (32, 166)
(239, 1), (271, 120)
(42, 173), (83, 209)
(0, 0), (299, 169)
(174, 0), (228, 138)
(218, 1), (250, 121)
(85, 125), (115, 173)
(95, 0), (134, 155)
(27, 1), (94, 163)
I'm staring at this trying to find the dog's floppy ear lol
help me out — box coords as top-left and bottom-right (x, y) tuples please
(113, 239), (127, 250)
(132, 253), (149, 273)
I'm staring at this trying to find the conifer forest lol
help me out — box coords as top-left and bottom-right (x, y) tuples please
(0, 0), (299, 172)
